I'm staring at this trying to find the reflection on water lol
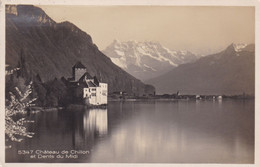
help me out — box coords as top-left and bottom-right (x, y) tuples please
(6, 108), (108, 162)
(84, 109), (108, 136)
(6, 100), (254, 163)
(74, 109), (108, 149)
(67, 108), (108, 152)
(90, 100), (254, 163)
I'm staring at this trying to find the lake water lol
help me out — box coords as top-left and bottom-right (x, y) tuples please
(6, 99), (254, 163)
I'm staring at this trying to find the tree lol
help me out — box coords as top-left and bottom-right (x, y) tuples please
(5, 67), (36, 147)
(17, 49), (28, 79)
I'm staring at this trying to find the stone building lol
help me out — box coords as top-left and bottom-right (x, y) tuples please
(68, 61), (107, 105)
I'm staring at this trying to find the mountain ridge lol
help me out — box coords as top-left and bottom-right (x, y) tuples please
(6, 5), (155, 95)
(146, 43), (255, 95)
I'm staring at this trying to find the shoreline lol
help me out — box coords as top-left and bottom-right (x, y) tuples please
(28, 97), (254, 113)
(108, 96), (254, 102)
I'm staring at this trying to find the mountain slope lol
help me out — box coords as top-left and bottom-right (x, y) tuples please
(6, 5), (155, 95)
(146, 44), (255, 95)
(103, 40), (200, 80)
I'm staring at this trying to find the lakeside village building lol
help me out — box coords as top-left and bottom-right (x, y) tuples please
(67, 62), (108, 106)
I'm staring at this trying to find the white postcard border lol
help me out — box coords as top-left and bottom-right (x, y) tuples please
(0, 0), (259, 167)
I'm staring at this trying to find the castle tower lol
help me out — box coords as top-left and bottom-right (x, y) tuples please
(73, 61), (87, 81)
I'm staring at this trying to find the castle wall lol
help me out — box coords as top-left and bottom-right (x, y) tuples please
(83, 84), (107, 105)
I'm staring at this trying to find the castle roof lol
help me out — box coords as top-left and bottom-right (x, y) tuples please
(78, 72), (94, 81)
(86, 81), (97, 87)
(78, 80), (97, 88)
(73, 61), (86, 69)
(85, 72), (93, 79)
(77, 72), (100, 87)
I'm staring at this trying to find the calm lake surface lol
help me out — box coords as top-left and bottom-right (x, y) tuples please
(6, 99), (254, 163)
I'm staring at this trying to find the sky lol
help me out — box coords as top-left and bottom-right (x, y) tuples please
(39, 5), (255, 55)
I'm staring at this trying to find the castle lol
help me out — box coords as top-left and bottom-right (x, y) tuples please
(68, 62), (107, 106)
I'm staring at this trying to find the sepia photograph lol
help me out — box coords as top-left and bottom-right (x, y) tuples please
(2, 1), (257, 165)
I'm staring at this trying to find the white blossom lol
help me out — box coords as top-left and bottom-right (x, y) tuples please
(5, 68), (36, 144)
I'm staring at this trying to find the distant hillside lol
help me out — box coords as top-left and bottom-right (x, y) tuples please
(146, 44), (255, 95)
(5, 5), (155, 95)
(103, 40), (200, 81)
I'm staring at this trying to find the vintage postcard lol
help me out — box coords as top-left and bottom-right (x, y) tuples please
(0, 0), (259, 166)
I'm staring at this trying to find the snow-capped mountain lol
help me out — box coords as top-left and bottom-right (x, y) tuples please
(103, 40), (200, 80)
